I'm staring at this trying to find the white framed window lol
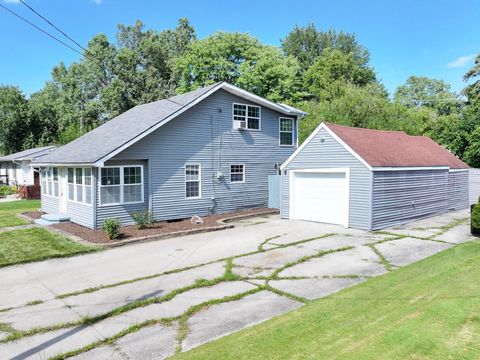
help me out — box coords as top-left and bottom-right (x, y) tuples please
(279, 117), (294, 146)
(230, 164), (245, 183)
(67, 167), (93, 205)
(185, 163), (201, 199)
(99, 166), (144, 206)
(233, 103), (261, 130)
(41, 167), (59, 198)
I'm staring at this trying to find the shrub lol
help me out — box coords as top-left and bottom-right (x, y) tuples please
(0, 185), (15, 197)
(131, 210), (153, 229)
(102, 218), (120, 240)
(472, 202), (480, 237)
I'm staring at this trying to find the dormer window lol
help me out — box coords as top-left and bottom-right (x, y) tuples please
(233, 103), (261, 130)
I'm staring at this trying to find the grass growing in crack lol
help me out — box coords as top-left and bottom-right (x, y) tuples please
(25, 299), (43, 306)
(224, 258), (242, 281)
(0, 322), (14, 333)
(275, 233), (336, 249)
(258, 235), (281, 252)
(427, 217), (469, 239)
(264, 283), (308, 304)
(366, 243), (393, 271)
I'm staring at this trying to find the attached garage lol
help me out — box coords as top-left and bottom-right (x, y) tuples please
(281, 122), (469, 230)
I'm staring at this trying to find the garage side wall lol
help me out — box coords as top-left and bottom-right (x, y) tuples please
(469, 168), (480, 205)
(372, 169), (449, 230)
(281, 127), (371, 230)
(448, 170), (469, 210)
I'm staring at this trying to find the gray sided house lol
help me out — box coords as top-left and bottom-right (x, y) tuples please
(280, 122), (469, 230)
(33, 82), (305, 229)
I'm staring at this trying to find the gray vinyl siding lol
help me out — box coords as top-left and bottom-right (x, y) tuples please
(106, 89), (296, 225)
(281, 127), (371, 230)
(372, 169), (450, 230)
(66, 201), (94, 228)
(96, 160), (149, 228)
(448, 170), (469, 210)
(41, 194), (59, 214)
(469, 168), (480, 205)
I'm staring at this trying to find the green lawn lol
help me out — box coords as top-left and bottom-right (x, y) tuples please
(0, 199), (41, 228)
(0, 227), (98, 267)
(175, 240), (480, 360)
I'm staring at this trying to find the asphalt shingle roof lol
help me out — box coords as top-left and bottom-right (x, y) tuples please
(327, 123), (469, 169)
(0, 146), (56, 162)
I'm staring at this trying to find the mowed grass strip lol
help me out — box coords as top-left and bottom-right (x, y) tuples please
(0, 227), (98, 267)
(174, 240), (480, 360)
(0, 199), (40, 228)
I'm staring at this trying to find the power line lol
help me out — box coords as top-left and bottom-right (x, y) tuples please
(18, 0), (93, 58)
(0, 3), (97, 63)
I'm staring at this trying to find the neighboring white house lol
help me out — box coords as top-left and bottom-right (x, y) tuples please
(0, 146), (56, 186)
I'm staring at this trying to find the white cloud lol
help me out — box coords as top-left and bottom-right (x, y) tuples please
(447, 54), (476, 68)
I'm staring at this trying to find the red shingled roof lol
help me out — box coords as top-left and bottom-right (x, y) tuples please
(326, 123), (469, 169)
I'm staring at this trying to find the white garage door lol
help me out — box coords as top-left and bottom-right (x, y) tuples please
(291, 170), (349, 226)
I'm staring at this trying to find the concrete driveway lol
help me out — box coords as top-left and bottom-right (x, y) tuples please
(0, 209), (473, 359)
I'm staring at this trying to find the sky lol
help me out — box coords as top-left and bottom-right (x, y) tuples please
(0, 0), (478, 97)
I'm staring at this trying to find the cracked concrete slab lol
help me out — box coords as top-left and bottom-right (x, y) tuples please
(0, 325), (103, 360)
(434, 223), (474, 244)
(280, 246), (387, 278)
(0, 299), (81, 331)
(182, 291), (302, 352)
(91, 281), (257, 339)
(71, 345), (125, 360)
(297, 235), (372, 252)
(269, 278), (365, 300)
(233, 246), (317, 277)
(114, 323), (177, 360)
(375, 237), (452, 267)
(64, 262), (225, 318)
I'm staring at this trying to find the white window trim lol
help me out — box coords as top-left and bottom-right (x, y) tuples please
(98, 165), (145, 207)
(67, 167), (93, 206)
(230, 163), (245, 183)
(185, 163), (202, 199)
(279, 117), (294, 147)
(232, 102), (261, 131)
(41, 167), (59, 198)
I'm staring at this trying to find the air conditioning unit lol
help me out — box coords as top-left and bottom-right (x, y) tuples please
(233, 120), (247, 130)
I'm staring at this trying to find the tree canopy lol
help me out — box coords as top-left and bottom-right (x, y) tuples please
(0, 19), (478, 168)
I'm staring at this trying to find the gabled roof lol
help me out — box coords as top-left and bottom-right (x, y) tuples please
(34, 82), (306, 166)
(282, 122), (469, 170)
(0, 146), (56, 162)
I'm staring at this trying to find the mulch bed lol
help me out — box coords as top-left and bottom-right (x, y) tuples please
(52, 208), (276, 245)
(21, 211), (43, 220)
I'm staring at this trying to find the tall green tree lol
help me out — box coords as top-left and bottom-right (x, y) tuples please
(281, 24), (371, 72)
(0, 86), (31, 154)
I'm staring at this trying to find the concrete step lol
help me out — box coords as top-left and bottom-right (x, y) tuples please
(35, 213), (70, 226)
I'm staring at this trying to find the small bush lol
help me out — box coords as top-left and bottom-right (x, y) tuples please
(472, 202), (480, 236)
(102, 218), (120, 240)
(131, 210), (153, 229)
(0, 185), (15, 196)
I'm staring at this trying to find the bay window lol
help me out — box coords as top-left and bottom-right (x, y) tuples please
(100, 166), (143, 205)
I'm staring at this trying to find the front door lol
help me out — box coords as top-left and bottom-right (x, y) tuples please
(59, 168), (68, 214)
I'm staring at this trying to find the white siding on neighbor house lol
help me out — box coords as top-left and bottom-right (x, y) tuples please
(106, 89), (298, 227)
(372, 169), (450, 230)
(281, 127), (371, 230)
(20, 161), (34, 185)
(469, 168), (480, 205)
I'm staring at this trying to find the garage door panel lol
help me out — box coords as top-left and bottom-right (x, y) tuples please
(292, 171), (348, 226)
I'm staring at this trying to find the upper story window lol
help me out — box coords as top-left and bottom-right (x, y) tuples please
(185, 163), (201, 199)
(100, 166), (143, 206)
(279, 117), (294, 146)
(233, 103), (261, 130)
(68, 167), (92, 205)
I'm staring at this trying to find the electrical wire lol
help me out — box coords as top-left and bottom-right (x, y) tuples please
(18, 0), (94, 58)
(0, 2), (97, 62)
